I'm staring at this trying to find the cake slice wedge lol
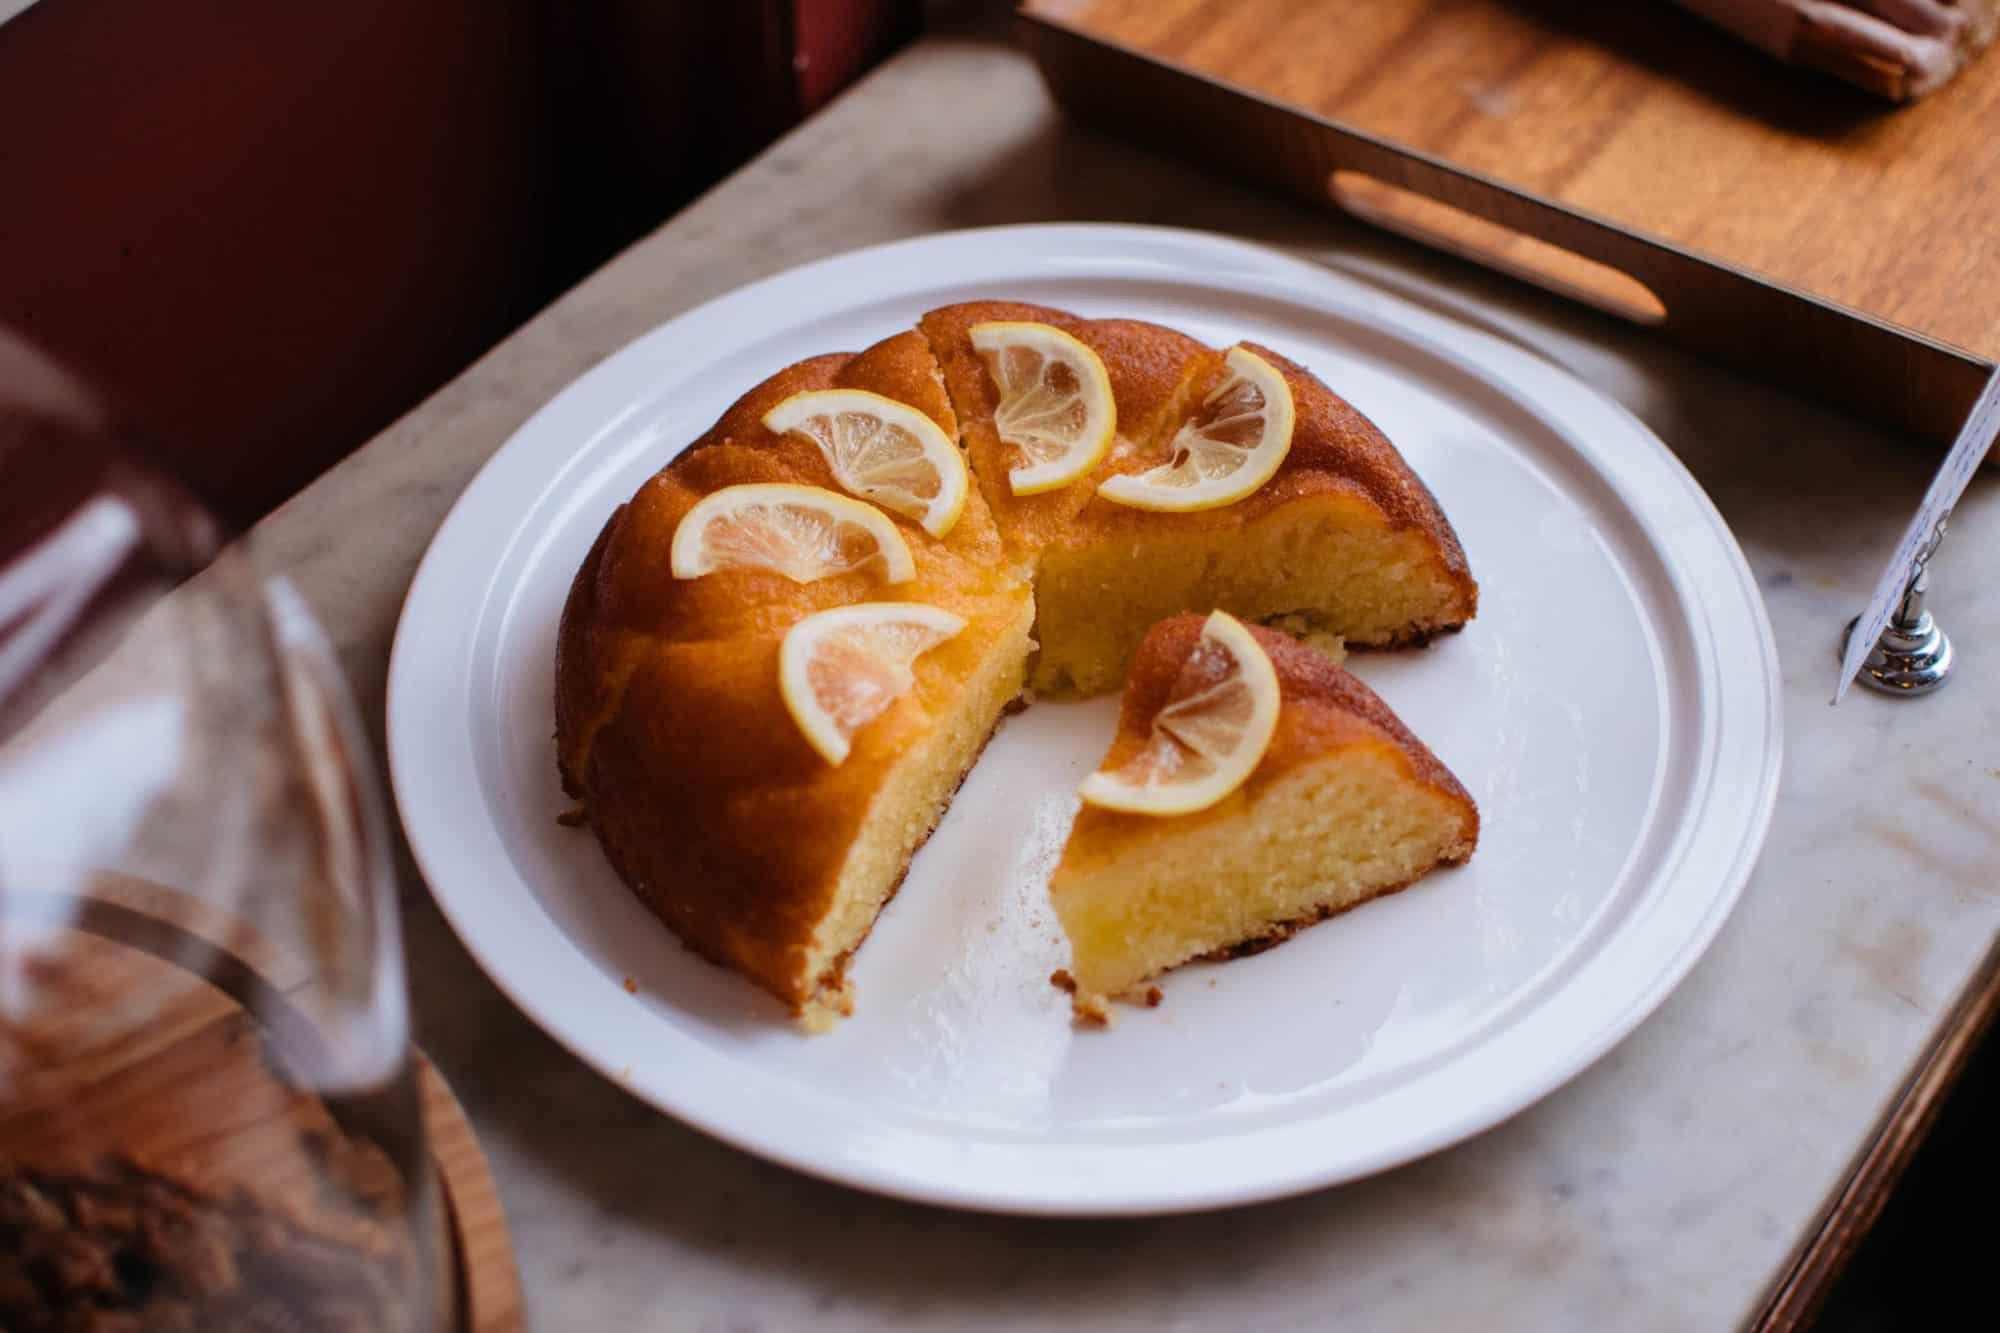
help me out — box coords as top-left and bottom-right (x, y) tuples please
(1049, 615), (1479, 1023)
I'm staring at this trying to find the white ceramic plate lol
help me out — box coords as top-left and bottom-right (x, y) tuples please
(387, 224), (1780, 1215)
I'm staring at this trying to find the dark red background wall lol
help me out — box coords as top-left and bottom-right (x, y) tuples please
(0, 0), (919, 524)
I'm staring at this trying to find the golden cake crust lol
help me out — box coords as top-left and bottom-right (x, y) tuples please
(1063, 616), (1479, 868)
(919, 300), (1211, 564)
(1053, 342), (1478, 632)
(1051, 615), (1480, 1016)
(556, 331), (1030, 1010)
(923, 300), (1475, 702)
(558, 334), (1011, 781)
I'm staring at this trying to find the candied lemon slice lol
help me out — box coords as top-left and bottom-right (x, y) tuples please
(1077, 611), (1280, 815)
(969, 321), (1117, 495)
(1096, 347), (1295, 512)
(762, 389), (969, 538)
(668, 483), (915, 584)
(778, 602), (966, 765)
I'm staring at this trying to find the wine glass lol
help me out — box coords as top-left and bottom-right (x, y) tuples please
(0, 331), (453, 1332)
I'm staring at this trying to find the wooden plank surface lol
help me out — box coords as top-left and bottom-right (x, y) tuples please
(1028, 0), (2000, 363)
(423, 1056), (523, 1333)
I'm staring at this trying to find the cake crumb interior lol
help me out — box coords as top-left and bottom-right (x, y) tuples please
(796, 598), (1036, 1027)
(1053, 743), (1477, 1011)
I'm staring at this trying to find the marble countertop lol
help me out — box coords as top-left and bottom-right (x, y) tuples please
(249, 27), (1998, 1332)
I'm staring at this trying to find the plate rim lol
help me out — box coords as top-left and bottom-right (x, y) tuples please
(386, 222), (1782, 1215)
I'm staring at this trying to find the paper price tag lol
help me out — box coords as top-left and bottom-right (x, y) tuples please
(1834, 366), (2000, 704)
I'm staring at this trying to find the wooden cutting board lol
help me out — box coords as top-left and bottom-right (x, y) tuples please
(1021, 0), (2000, 446)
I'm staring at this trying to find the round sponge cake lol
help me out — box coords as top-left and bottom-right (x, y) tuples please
(556, 306), (1479, 1026)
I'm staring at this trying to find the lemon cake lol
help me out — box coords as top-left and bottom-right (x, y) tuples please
(920, 300), (1478, 695)
(917, 300), (1208, 572)
(1051, 614), (1481, 1022)
(557, 331), (1035, 1028)
(557, 307), (1478, 1027)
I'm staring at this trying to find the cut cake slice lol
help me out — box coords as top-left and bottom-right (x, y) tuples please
(1050, 615), (1479, 1022)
